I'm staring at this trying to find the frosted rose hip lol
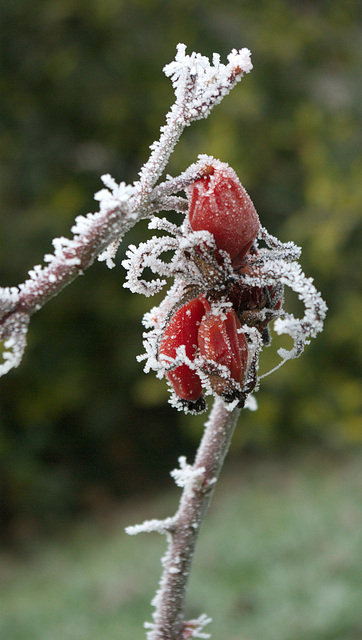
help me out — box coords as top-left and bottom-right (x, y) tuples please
(158, 297), (206, 409)
(198, 302), (248, 401)
(188, 161), (260, 265)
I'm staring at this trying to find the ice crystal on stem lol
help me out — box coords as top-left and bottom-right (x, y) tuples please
(170, 456), (207, 491)
(181, 614), (213, 639)
(163, 43), (252, 125)
(145, 613), (213, 640)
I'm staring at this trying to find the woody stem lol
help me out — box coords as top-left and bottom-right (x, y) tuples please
(150, 399), (241, 639)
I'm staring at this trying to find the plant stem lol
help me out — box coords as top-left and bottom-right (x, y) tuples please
(149, 399), (241, 640)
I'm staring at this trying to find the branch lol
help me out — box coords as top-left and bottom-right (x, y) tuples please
(128, 399), (241, 639)
(0, 44), (252, 377)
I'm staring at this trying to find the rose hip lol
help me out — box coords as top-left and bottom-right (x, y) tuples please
(198, 301), (248, 402)
(188, 161), (260, 265)
(158, 297), (206, 411)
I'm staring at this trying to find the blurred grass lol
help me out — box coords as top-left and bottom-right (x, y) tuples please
(0, 451), (361, 640)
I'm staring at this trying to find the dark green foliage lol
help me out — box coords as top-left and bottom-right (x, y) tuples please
(0, 0), (360, 537)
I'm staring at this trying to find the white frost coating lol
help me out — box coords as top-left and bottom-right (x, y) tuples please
(122, 234), (180, 296)
(144, 614), (212, 640)
(163, 43), (252, 123)
(93, 177), (135, 267)
(0, 188), (133, 378)
(168, 566), (181, 574)
(244, 394), (258, 411)
(145, 614), (212, 640)
(97, 240), (119, 269)
(170, 456), (206, 489)
(121, 216), (220, 297)
(125, 516), (175, 536)
(258, 226), (301, 262)
(257, 257), (327, 377)
(0, 314), (29, 376)
(136, 44), (252, 204)
(94, 174), (135, 216)
(0, 286), (20, 314)
(183, 614), (213, 639)
(0, 336), (25, 376)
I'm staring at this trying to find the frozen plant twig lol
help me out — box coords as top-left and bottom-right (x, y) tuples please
(127, 399), (240, 640)
(0, 45), (252, 376)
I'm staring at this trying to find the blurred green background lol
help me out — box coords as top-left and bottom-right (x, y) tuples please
(0, 0), (361, 545)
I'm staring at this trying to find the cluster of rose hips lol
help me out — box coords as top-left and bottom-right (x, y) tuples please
(157, 161), (283, 413)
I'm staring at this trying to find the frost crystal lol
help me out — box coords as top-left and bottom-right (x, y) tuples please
(170, 456), (206, 490)
(0, 313), (29, 376)
(244, 394), (258, 411)
(94, 174), (135, 216)
(182, 614), (213, 639)
(144, 613), (213, 640)
(125, 517), (175, 536)
(163, 43), (252, 122)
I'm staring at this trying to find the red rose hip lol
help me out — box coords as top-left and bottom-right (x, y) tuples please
(198, 302), (248, 402)
(158, 297), (206, 411)
(188, 161), (260, 265)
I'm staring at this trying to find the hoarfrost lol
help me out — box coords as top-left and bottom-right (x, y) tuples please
(168, 566), (181, 574)
(244, 394), (258, 411)
(0, 313), (29, 377)
(125, 516), (175, 536)
(94, 174), (135, 216)
(170, 456), (206, 490)
(0, 286), (20, 312)
(182, 614), (213, 639)
(145, 613), (213, 640)
(163, 43), (252, 123)
(97, 240), (119, 269)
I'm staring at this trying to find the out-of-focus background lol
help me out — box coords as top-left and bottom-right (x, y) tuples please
(0, 1), (361, 639)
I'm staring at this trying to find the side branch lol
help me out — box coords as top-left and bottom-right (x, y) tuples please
(1, 206), (127, 325)
(147, 399), (241, 639)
